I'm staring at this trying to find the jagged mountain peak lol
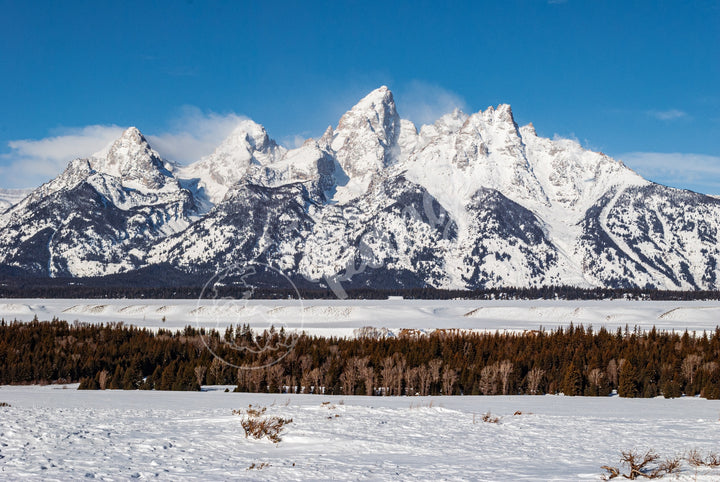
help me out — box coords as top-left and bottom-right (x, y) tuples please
(349, 85), (394, 111)
(82, 126), (175, 191)
(120, 125), (143, 140)
(222, 119), (276, 151)
(104, 126), (149, 155)
(419, 109), (469, 139)
(178, 120), (286, 206)
(523, 122), (537, 136)
(4, 86), (720, 291)
(331, 86), (400, 180)
(318, 125), (334, 149)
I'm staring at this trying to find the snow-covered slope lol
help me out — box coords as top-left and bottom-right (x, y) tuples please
(0, 128), (196, 277)
(1, 87), (719, 290)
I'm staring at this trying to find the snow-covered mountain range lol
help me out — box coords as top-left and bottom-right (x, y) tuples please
(2, 86), (719, 291)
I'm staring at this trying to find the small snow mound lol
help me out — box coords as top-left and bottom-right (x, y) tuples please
(0, 303), (33, 314)
(265, 306), (297, 315)
(659, 306), (719, 320)
(118, 305), (149, 314)
(62, 304), (110, 314)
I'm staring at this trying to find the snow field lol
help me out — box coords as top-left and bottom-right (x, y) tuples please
(2, 299), (720, 337)
(1, 386), (720, 480)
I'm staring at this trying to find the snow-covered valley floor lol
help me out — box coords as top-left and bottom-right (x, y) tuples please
(1, 386), (719, 480)
(2, 298), (720, 336)
(3, 299), (720, 479)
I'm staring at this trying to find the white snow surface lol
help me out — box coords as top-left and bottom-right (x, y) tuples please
(1, 385), (719, 480)
(0, 188), (33, 212)
(2, 299), (720, 338)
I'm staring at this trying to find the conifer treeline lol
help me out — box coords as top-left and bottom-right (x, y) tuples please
(0, 282), (719, 301)
(1, 319), (719, 398)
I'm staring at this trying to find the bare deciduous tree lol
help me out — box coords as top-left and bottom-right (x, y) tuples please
(358, 361), (375, 396)
(588, 368), (604, 389)
(405, 367), (419, 396)
(479, 364), (499, 395)
(607, 359), (619, 386)
(194, 365), (207, 388)
(417, 365), (431, 396)
(702, 361), (719, 374)
(442, 368), (457, 395)
(393, 356), (407, 396)
(381, 357), (396, 396)
(526, 367), (545, 395)
(340, 358), (358, 395)
(236, 367), (249, 390)
(208, 357), (225, 385)
(308, 367), (323, 394)
(98, 369), (109, 390)
(681, 354), (703, 385)
(499, 360), (514, 395)
(248, 365), (265, 393)
(428, 359), (442, 393)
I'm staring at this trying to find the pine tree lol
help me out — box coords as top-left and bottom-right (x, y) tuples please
(618, 361), (639, 398)
(562, 362), (584, 396)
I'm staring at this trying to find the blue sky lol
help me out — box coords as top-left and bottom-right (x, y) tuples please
(1, 0), (718, 193)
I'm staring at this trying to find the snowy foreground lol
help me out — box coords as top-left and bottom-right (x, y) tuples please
(1, 386), (720, 480)
(2, 299), (720, 336)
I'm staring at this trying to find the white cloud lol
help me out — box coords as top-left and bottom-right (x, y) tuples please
(147, 107), (248, 163)
(619, 152), (720, 195)
(1, 108), (248, 189)
(648, 109), (688, 121)
(278, 134), (309, 149)
(396, 81), (467, 127)
(7, 125), (126, 161)
(1, 125), (125, 188)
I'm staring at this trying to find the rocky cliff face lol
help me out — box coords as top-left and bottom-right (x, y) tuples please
(2, 87), (718, 291)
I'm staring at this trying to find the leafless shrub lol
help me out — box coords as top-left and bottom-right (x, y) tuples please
(601, 450), (681, 480)
(687, 449), (720, 467)
(481, 412), (500, 424)
(687, 449), (703, 467)
(600, 465), (620, 480)
(233, 405), (292, 444)
(657, 455), (682, 475)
